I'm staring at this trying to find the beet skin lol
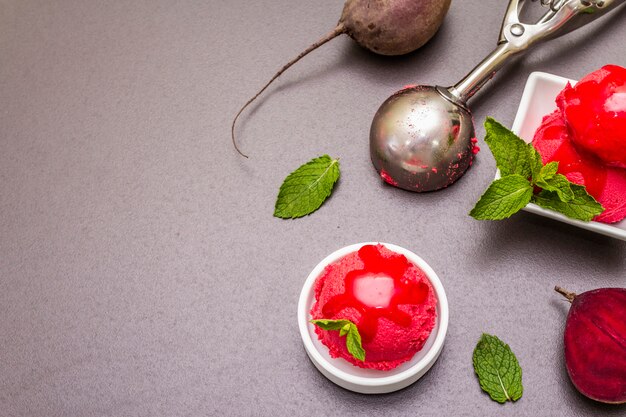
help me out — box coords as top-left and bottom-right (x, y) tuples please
(557, 287), (626, 404)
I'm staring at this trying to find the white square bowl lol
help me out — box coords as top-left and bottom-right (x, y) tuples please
(507, 71), (626, 241)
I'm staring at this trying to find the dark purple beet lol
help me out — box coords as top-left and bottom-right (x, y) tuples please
(555, 286), (626, 404)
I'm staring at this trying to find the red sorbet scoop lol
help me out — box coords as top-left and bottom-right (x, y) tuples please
(559, 65), (626, 168)
(311, 244), (437, 370)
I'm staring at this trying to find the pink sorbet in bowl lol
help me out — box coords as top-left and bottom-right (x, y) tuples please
(532, 65), (626, 224)
(310, 244), (437, 371)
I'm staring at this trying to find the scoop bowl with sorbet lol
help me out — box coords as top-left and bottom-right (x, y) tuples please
(298, 242), (448, 394)
(509, 67), (626, 240)
(532, 65), (626, 224)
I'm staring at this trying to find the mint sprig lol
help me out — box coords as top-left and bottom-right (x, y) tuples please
(470, 118), (603, 222)
(274, 155), (340, 219)
(473, 333), (523, 404)
(311, 319), (365, 361)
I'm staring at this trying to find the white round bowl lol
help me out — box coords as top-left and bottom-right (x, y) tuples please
(297, 242), (449, 394)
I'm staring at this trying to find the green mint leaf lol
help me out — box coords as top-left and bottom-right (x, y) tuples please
(528, 145), (545, 183)
(536, 173), (574, 202)
(484, 117), (532, 178)
(470, 175), (533, 220)
(538, 161), (558, 181)
(532, 184), (604, 222)
(274, 155), (340, 219)
(346, 323), (365, 362)
(311, 319), (365, 361)
(310, 319), (351, 331)
(473, 333), (523, 404)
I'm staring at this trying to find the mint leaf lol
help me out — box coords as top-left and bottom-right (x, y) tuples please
(274, 155), (340, 219)
(536, 173), (574, 202)
(473, 333), (523, 403)
(345, 324), (365, 361)
(532, 184), (604, 221)
(311, 319), (365, 361)
(538, 161), (558, 181)
(310, 319), (351, 331)
(484, 117), (532, 177)
(470, 175), (533, 220)
(528, 145), (545, 183)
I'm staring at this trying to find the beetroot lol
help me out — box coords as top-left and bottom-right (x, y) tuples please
(232, 0), (452, 157)
(555, 286), (626, 404)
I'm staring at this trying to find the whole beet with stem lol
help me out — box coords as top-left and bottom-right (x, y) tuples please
(555, 286), (626, 404)
(232, 0), (452, 157)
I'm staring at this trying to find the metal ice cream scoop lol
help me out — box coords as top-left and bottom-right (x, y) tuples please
(370, 0), (626, 192)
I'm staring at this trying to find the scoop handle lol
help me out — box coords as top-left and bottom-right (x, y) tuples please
(447, 0), (626, 104)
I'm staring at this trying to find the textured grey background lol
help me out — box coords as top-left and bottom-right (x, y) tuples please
(1, 0), (625, 416)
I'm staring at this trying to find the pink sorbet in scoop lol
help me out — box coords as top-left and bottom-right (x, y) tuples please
(532, 65), (626, 223)
(310, 244), (437, 371)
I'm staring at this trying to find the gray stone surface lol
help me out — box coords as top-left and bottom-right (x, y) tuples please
(1, 0), (625, 416)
